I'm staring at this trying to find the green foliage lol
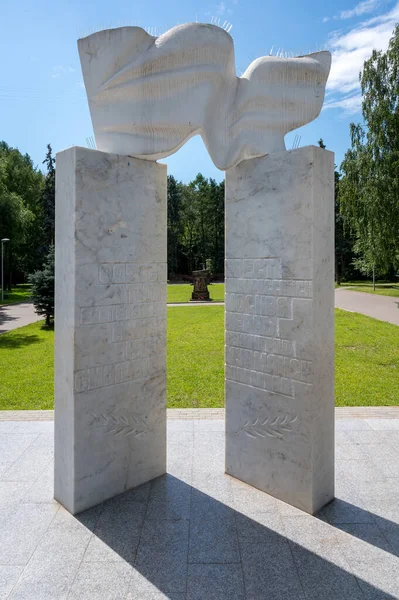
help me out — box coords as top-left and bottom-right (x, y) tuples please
(340, 26), (399, 276)
(29, 246), (54, 326)
(0, 142), (44, 283)
(39, 144), (55, 248)
(318, 139), (357, 284)
(167, 174), (225, 277)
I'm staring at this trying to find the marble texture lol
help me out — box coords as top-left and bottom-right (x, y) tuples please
(225, 146), (335, 514)
(54, 147), (167, 514)
(78, 24), (331, 170)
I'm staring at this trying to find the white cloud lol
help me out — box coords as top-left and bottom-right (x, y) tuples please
(339, 0), (380, 19)
(51, 65), (76, 79)
(324, 93), (363, 114)
(326, 2), (399, 113)
(216, 1), (226, 15)
(322, 16), (330, 23)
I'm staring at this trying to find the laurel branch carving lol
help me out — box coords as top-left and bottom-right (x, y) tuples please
(236, 414), (298, 439)
(91, 412), (150, 437)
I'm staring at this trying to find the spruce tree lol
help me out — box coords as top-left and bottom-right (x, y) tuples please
(29, 245), (54, 326)
(40, 144), (55, 248)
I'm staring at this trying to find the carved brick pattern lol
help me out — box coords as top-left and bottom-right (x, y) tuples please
(74, 352), (165, 393)
(225, 258), (313, 398)
(74, 261), (166, 394)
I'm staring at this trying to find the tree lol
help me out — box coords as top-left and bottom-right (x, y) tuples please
(39, 144), (56, 248)
(166, 173), (225, 278)
(167, 175), (184, 277)
(0, 143), (43, 286)
(340, 26), (399, 282)
(29, 245), (54, 326)
(318, 139), (355, 285)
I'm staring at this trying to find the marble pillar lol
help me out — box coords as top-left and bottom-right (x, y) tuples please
(54, 147), (167, 514)
(225, 146), (335, 514)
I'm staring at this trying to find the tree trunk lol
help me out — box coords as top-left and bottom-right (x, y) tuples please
(335, 254), (341, 286)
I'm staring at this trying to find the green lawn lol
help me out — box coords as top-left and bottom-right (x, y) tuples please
(0, 322), (54, 409)
(167, 283), (225, 303)
(341, 281), (399, 297)
(1, 284), (31, 305)
(0, 307), (398, 409)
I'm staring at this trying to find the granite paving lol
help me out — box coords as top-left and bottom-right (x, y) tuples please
(0, 414), (398, 599)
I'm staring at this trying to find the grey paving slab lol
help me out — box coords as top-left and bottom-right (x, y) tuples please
(235, 511), (287, 546)
(1, 444), (53, 482)
(189, 507), (240, 564)
(231, 479), (278, 515)
(240, 541), (306, 600)
(320, 498), (376, 524)
(335, 288), (399, 325)
(0, 565), (23, 600)
(0, 434), (39, 466)
(187, 564), (245, 600)
(9, 421), (54, 434)
(365, 418), (399, 430)
(21, 462), (55, 504)
(135, 519), (189, 593)
(127, 569), (186, 599)
(147, 475), (192, 521)
(336, 418), (373, 431)
(0, 502), (59, 565)
(0, 303), (42, 334)
(0, 417), (398, 598)
(8, 509), (94, 599)
(338, 523), (399, 599)
(288, 540), (364, 600)
(85, 489), (148, 563)
(68, 561), (133, 600)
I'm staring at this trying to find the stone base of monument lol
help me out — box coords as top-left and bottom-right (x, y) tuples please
(54, 147), (167, 514)
(225, 146), (335, 515)
(190, 269), (212, 302)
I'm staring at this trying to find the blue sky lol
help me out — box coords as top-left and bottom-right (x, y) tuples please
(1, 0), (398, 181)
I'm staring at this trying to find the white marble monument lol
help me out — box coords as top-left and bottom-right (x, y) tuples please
(54, 148), (167, 514)
(78, 24), (331, 169)
(225, 147), (335, 513)
(54, 22), (333, 515)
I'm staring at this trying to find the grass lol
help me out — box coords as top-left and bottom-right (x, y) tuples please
(335, 309), (399, 405)
(1, 283), (31, 305)
(341, 281), (399, 297)
(0, 321), (54, 409)
(167, 283), (225, 303)
(167, 307), (224, 407)
(0, 307), (398, 409)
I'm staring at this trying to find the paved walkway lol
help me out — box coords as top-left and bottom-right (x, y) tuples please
(1, 406), (399, 421)
(0, 303), (42, 334)
(0, 412), (398, 599)
(168, 301), (224, 307)
(335, 288), (399, 325)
